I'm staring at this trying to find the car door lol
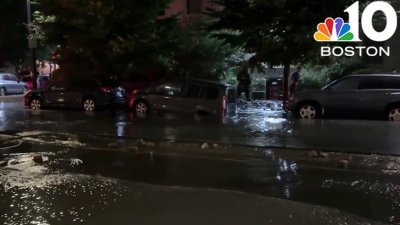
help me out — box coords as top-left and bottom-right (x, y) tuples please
(197, 85), (221, 114)
(43, 82), (70, 105)
(147, 81), (185, 112)
(182, 82), (204, 112)
(2, 74), (16, 93)
(67, 79), (100, 107)
(7, 74), (23, 93)
(321, 76), (363, 115)
(356, 76), (389, 114)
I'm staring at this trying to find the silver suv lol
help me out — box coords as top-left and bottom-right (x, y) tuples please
(0, 73), (28, 96)
(287, 74), (400, 121)
(128, 79), (237, 116)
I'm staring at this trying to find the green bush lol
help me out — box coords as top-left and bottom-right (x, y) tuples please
(301, 57), (364, 90)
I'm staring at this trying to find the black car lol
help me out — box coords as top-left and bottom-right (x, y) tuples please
(24, 78), (113, 111)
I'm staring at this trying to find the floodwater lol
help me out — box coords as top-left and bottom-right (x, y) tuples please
(1, 97), (400, 224)
(1, 137), (400, 224)
(1, 98), (400, 155)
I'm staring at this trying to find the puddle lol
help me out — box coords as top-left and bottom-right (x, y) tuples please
(0, 151), (389, 225)
(0, 154), (127, 225)
(24, 148), (396, 225)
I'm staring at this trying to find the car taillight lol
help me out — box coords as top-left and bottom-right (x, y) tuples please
(100, 86), (112, 92)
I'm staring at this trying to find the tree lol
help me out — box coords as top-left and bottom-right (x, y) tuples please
(301, 57), (364, 90)
(0, 0), (29, 67)
(168, 26), (242, 80)
(209, 0), (364, 100)
(34, 0), (175, 79)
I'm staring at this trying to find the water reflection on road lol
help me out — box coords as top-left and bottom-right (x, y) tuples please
(1, 99), (400, 155)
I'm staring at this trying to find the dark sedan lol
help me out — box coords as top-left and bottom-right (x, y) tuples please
(24, 79), (113, 111)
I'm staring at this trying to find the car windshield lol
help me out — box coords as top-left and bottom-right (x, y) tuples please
(2, 1), (400, 225)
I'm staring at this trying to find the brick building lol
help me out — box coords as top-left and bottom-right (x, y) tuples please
(160, 0), (213, 25)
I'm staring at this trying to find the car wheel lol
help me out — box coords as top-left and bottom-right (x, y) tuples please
(297, 103), (321, 119)
(83, 98), (96, 111)
(134, 101), (149, 115)
(30, 98), (42, 110)
(0, 87), (6, 96)
(387, 106), (400, 121)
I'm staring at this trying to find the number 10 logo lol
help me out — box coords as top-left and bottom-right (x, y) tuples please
(314, 1), (398, 42)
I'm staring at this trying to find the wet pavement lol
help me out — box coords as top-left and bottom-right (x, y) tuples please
(1, 136), (400, 225)
(1, 96), (400, 155)
(2, 96), (400, 224)
(0, 132), (400, 224)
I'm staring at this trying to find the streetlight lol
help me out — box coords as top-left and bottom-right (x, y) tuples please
(26, 0), (38, 89)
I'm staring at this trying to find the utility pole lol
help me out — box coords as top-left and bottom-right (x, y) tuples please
(26, 0), (38, 89)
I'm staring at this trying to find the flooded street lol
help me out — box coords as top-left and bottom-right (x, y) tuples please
(1, 96), (400, 224)
(1, 96), (400, 155)
(1, 140), (400, 225)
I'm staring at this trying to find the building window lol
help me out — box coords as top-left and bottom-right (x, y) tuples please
(187, 0), (202, 14)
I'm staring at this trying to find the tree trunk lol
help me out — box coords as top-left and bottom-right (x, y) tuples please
(283, 63), (290, 102)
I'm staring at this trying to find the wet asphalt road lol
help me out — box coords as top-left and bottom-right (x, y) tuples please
(1, 138), (400, 225)
(1, 95), (400, 155)
(2, 96), (400, 224)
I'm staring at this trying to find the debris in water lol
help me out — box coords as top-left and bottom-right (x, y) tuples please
(319, 152), (329, 158)
(70, 158), (83, 167)
(201, 143), (209, 149)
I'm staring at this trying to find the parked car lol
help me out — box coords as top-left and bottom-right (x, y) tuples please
(98, 77), (126, 104)
(21, 75), (50, 90)
(121, 79), (157, 97)
(24, 78), (113, 111)
(128, 79), (237, 116)
(0, 73), (28, 96)
(286, 74), (400, 121)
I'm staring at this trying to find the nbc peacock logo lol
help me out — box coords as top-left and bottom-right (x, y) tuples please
(314, 17), (354, 42)
(315, 1), (398, 57)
